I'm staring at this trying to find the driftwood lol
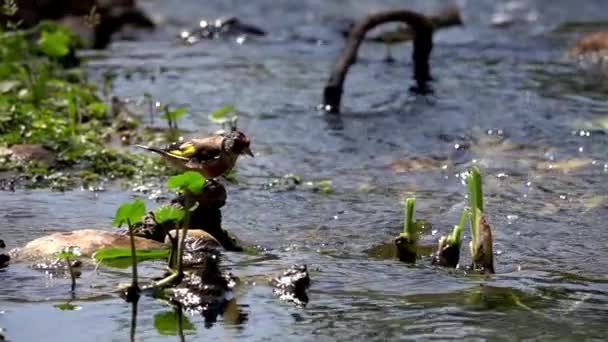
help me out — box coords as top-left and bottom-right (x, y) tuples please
(322, 10), (434, 113)
(369, 7), (462, 43)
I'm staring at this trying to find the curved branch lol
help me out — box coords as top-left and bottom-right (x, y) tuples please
(322, 10), (434, 113)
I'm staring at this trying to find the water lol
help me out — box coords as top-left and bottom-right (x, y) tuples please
(2, 0), (608, 340)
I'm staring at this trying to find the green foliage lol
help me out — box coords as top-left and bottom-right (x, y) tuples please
(208, 104), (236, 123)
(94, 247), (170, 268)
(54, 302), (80, 311)
(153, 205), (185, 224)
(166, 171), (206, 194)
(466, 167), (484, 259)
(402, 197), (417, 238)
(446, 208), (468, 246)
(160, 106), (187, 122)
(112, 199), (146, 227)
(153, 311), (195, 336)
(38, 30), (71, 57)
(0, 22), (168, 189)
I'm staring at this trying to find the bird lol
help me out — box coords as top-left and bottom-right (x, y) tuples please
(136, 129), (253, 179)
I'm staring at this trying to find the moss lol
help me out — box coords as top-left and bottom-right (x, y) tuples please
(0, 22), (169, 189)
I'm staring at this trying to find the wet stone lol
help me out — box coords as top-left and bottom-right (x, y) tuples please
(166, 248), (239, 326)
(271, 264), (310, 307)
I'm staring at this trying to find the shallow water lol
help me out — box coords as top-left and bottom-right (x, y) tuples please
(2, 0), (608, 340)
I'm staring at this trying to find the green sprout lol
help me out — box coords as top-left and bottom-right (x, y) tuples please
(161, 105), (187, 130)
(155, 171), (206, 288)
(112, 198), (146, 301)
(467, 166), (490, 271)
(395, 197), (419, 262)
(56, 246), (81, 293)
(446, 207), (469, 248)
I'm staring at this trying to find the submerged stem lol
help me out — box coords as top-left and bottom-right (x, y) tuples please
(127, 219), (139, 291)
(66, 256), (76, 293)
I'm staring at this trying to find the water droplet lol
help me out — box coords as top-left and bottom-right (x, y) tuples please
(578, 146), (584, 153)
(180, 30), (190, 39)
(453, 143), (460, 149)
(497, 172), (508, 179)
(431, 229), (438, 236)
(507, 214), (518, 224)
(333, 215), (338, 220)
(199, 20), (208, 28)
(559, 195), (566, 200)
(236, 36), (246, 45)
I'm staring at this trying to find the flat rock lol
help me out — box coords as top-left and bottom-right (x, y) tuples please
(10, 229), (165, 262)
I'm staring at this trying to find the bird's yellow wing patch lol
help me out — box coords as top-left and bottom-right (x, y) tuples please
(167, 142), (197, 158)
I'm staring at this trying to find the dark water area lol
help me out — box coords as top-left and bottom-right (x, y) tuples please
(1, 0), (608, 340)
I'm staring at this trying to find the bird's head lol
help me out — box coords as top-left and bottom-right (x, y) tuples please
(224, 130), (254, 157)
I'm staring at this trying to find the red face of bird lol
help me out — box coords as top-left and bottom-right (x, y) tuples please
(232, 130), (254, 157)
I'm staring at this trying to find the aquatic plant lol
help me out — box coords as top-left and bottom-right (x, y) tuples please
(0, 21), (167, 189)
(155, 171), (206, 288)
(432, 208), (468, 268)
(466, 167), (495, 273)
(161, 105), (187, 130)
(112, 198), (147, 301)
(394, 197), (419, 262)
(56, 246), (81, 293)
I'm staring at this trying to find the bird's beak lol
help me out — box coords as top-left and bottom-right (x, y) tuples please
(243, 146), (254, 157)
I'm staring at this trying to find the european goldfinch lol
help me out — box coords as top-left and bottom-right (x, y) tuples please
(136, 130), (253, 179)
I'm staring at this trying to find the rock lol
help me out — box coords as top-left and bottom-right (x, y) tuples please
(9, 229), (165, 262)
(569, 31), (608, 56)
(271, 264), (310, 306)
(8, 144), (55, 165)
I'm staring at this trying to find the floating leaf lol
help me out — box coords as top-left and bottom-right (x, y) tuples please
(153, 205), (185, 224)
(208, 105), (235, 123)
(94, 247), (169, 268)
(153, 311), (196, 336)
(38, 30), (71, 57)
(112, 199), (146, 227)
(166, 171), (206, 194)
(54, 302), (81, 311)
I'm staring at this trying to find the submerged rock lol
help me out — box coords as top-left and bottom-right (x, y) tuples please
(178, 16), (265, 45)
(271, 264), (310, 306)
(166, 246), (243, 327)
(9, 229), (164, 262)
(0, 239), (9, 268)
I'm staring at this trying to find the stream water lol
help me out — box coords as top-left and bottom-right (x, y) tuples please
(1, 0), (608, 340)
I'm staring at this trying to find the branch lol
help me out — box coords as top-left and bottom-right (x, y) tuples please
(322, 9), (434, 113)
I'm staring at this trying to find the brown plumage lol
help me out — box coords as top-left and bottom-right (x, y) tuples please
(136, 130), (253, 179)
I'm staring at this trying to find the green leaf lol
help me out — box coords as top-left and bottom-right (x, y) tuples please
(208, 105), (235, 123)
(93, 247), (170, 268)
(38, 30), (71, 57)
(166, 171), (206, 194)
(153, 311), (196, 336)
(112, 199), (146, 227)
(161, 107), (187, 121)
(54, 302), (81, 311)
(87, 102), (108, 116)
(153, 205), (185, 224)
